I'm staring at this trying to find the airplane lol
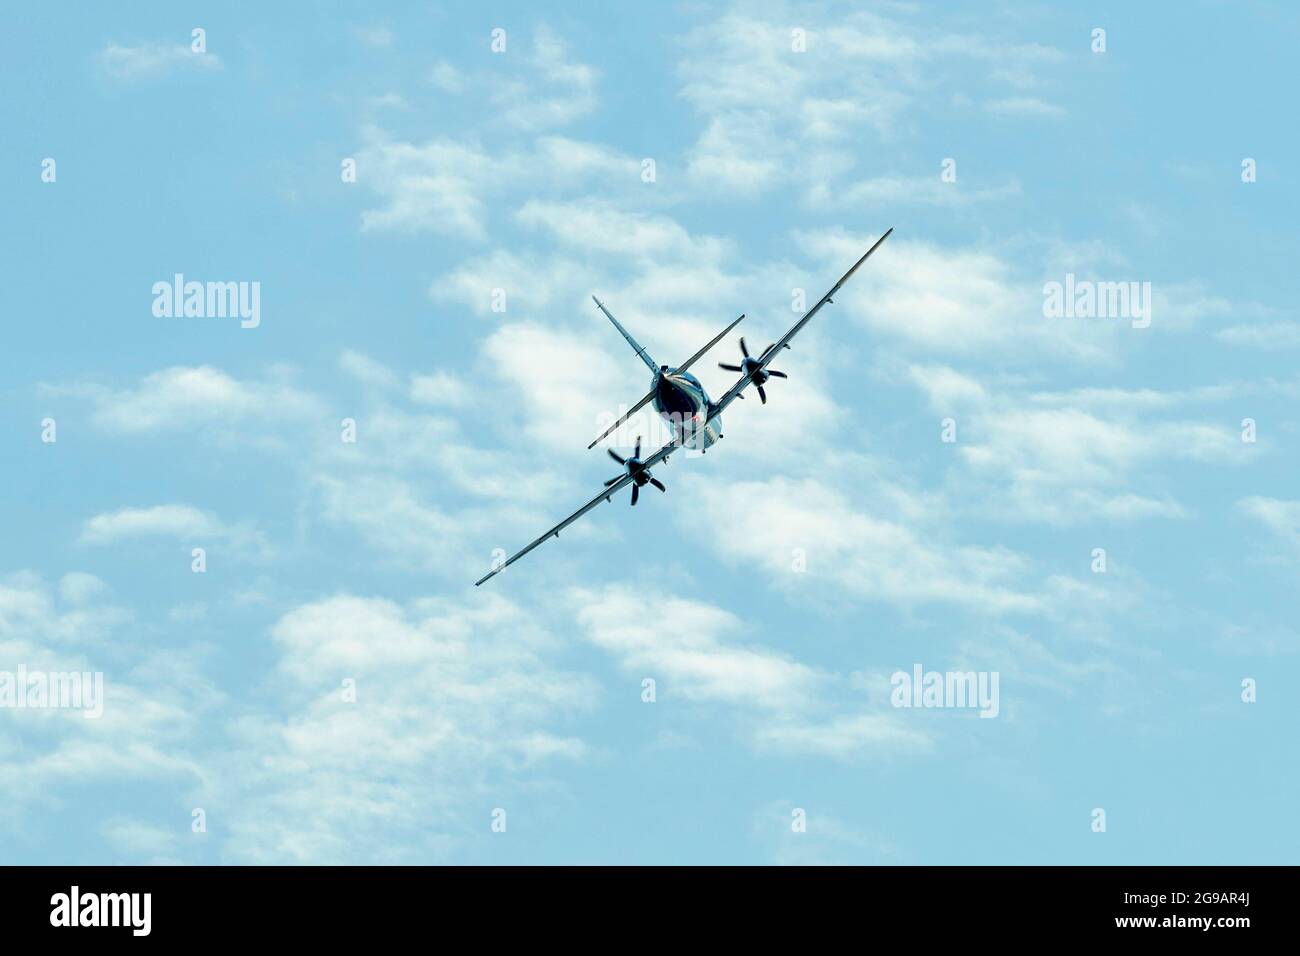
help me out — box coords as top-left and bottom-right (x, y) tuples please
(474, 227), (893, 586)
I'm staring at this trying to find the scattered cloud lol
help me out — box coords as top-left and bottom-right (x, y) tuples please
(676, 9), (1065, 201)
(429, 60), (466, 93)
(339, 350), (400, 390)
(679, 475), (1042, 614)
(821, 174), (1022, 209)
(79, 504), (269, 556)
(409, 370), (468, 407)
(219, 592), (597, 863)
(99, 41), (222, 81)
(1238, 497), (1300, 554)
(572, 585), (933, 760)
(44, 365), (321, 435)
(492, 25), (599, 130)
(907, 364), (1247, 524)
(1216, 320), (1300, 349)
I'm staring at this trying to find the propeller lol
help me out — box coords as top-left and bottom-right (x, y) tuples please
(718, 337), (789, 404)
(604, 436), (666, 506)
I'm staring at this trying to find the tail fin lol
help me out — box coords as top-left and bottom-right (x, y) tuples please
(593, 297), (658, 372)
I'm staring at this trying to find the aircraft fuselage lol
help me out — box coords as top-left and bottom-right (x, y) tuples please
(652, 367), (722, 450)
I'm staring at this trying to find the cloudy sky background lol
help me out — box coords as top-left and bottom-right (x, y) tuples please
(2, 1), (1298, 863)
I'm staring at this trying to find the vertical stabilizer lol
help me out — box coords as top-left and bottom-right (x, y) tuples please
(592, 297), (658, 372)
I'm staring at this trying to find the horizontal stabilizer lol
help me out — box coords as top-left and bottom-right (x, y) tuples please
(593, 296), (658, 373)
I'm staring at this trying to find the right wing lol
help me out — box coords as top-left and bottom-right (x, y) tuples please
(706, 228), (893, 422)
(586, 312), (745, 450)
(474, 436), (683, 586)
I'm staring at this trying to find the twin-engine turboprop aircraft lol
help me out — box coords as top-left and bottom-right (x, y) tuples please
(474, 227), (893, 586)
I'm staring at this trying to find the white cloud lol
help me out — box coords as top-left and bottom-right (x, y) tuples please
(1238, 497), (1300, 553)
(315, 474), (471, 573)
(492, 25), (599, 130)
(99, 41), (222, 80)
(483, 321), (631, 449)
(428, 60), (465, 93)
(517, 200), (730, 264)
(431, 247), (583, 317)
(338, 350), (400, 390)
(907, 364), (1247, 524)
(826, 174), (1021, 208)
(679, 476), (1042, 614)
(0, 574), (209, 828)
(533, 135), (640, 181)
(574, 586), (819, 709)
(686, 116), (785, 195)
(78, 504), (220, 542)
(47, 365), (320, 434)
(356, 130), (508, 239)
(409, 370), (468, 406)
(676, 9), (1064, 201)
(1217, 321), (1300, 349)
(0, 570), (129, 648)
(753, 713), (932, 758)
(79, 504), (269, 555)
(799, 230), (1051, 355)
(363, 130), (642, 242)
(58, 572), (109, 605)
(219, 593), (597, 863)
(794, 228), (1170, 362)
(572, 585), (932, 759)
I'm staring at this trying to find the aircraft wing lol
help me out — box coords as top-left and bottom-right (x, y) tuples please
(706, 228), (893, 422)
(474, 436), (684, 586)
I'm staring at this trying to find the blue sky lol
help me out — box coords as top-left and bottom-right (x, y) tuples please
(2, 1), (1297, 864)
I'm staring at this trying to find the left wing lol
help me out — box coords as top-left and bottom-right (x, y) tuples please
(706, 227), (893, 422)
(474, 437), (683, 586)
